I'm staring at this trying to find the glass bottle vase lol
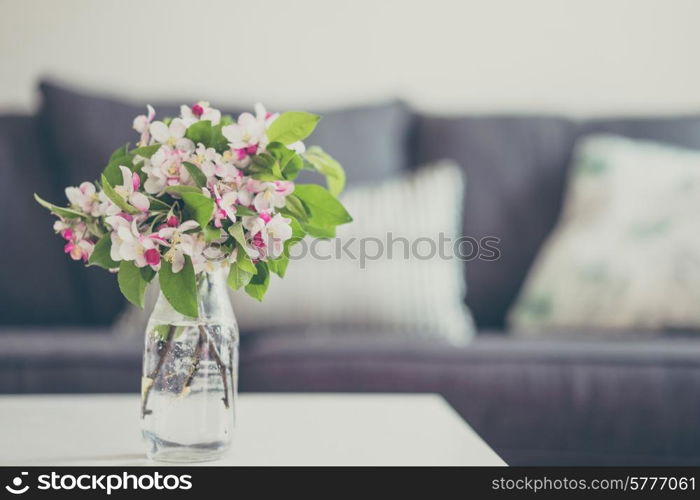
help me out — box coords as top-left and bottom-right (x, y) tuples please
(141, 269), (238, 462)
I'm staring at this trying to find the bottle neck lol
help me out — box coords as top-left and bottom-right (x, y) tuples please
(196, 267), (233, 321)
(150, 266), (235, 326)
(197, 268), (228, 298)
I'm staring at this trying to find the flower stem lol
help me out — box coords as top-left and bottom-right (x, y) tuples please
(181, 328), (206, 394)
(141, 324), (176, 418)
(199, 324), (230, 409)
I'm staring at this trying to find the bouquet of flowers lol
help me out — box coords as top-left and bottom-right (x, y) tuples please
(35, 102), (352, 317)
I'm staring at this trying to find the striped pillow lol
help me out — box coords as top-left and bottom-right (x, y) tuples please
(231, 160), (475, 344)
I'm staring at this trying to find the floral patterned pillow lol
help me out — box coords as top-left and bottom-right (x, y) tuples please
(509, 134), (700, 332)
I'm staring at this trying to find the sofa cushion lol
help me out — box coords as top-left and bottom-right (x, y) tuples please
(239, 328), (700, 465)
(510, 134), (700, 332)
(0, 115), (88, 325)
(412, 115), (577, 328)
(231, 160), (476, 344)
(38, 81), (412, 325)
(413, 113), (700, 329)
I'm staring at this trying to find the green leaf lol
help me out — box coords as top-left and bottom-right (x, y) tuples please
(249, 151), (284, 181)
(159, 257), (198, 317)
(130, 144), (161, 158)
(140, 266), (156, 283)
(289, 217), (306, 241)
(88, 234), (118, 269)
(268, 254), (289, 278)
(281, 217), (306, 256)
(152, 324), (171, 340)
(294, 184), (352, 229)
(103, 145), (133, 187)
(266, 111), (320, 145)
(268, 142), (304, 180)
(100, 175), (140, 214)
(227, 222), (246, 248)
(251, 152), (276, 171)
(272, 161), (284, 179)
(185, 120), (213, 146)
(282, 154), (303, 180)
(284, 194), (309, 221)
(236, 247), (257, 274)
(203, 224), (221, 243)
(117, 261), (148, 308)
(165, 185), (201, 196)
(267, 142), (291, 156)
(147, 196), (172, 211)
(211, 120), (232, 152)
(181, 192), (215, 228)
(227, 262), (253, 290)
(182, 161), (208, 188)
(34, 193), (86, 219)
(85, 220), (105, 238)
(302, 146), (346, 196)
(235, 205), (256, 216)
(301, 222), (336, 239)
(251, 171), (279, 181)
(110, 143), (129, 162)
(244, 262), (270, 301)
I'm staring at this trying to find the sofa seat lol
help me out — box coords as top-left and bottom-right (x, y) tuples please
(0, 328), (142, 394)
(2, 327), (699, 465)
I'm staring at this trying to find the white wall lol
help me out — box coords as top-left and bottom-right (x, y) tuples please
(2, 0), (700, 115)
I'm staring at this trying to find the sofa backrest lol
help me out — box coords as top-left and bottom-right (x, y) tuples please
(10, 80), (700, 329)
(0, 114), (90, 325)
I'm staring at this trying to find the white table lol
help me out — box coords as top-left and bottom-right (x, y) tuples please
(0, 393), (505, 466)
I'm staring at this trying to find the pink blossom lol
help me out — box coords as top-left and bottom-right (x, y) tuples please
(106, 217), (161, 270)
(55, 219), (95, 262)
(143, 146), (194, 194)
(191, 104), (204, 117)
(211, 186), (238, 228)
(65, 182), (101, 216)
(132, 105), (156, 146)
(180, 101), (221, 127)
(144, 248), (161, 267)
(253, 180), (294, 213)
(221, 103), (270, 167)
(240, 213), (292, 260)
(113, 166), (150, 212)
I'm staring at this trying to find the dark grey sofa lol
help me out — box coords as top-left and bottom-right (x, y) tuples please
(2, 81), (700, 465)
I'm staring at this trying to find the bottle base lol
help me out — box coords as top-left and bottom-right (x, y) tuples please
(147, 448), (227, 463)
(143, 431), (231, 463)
